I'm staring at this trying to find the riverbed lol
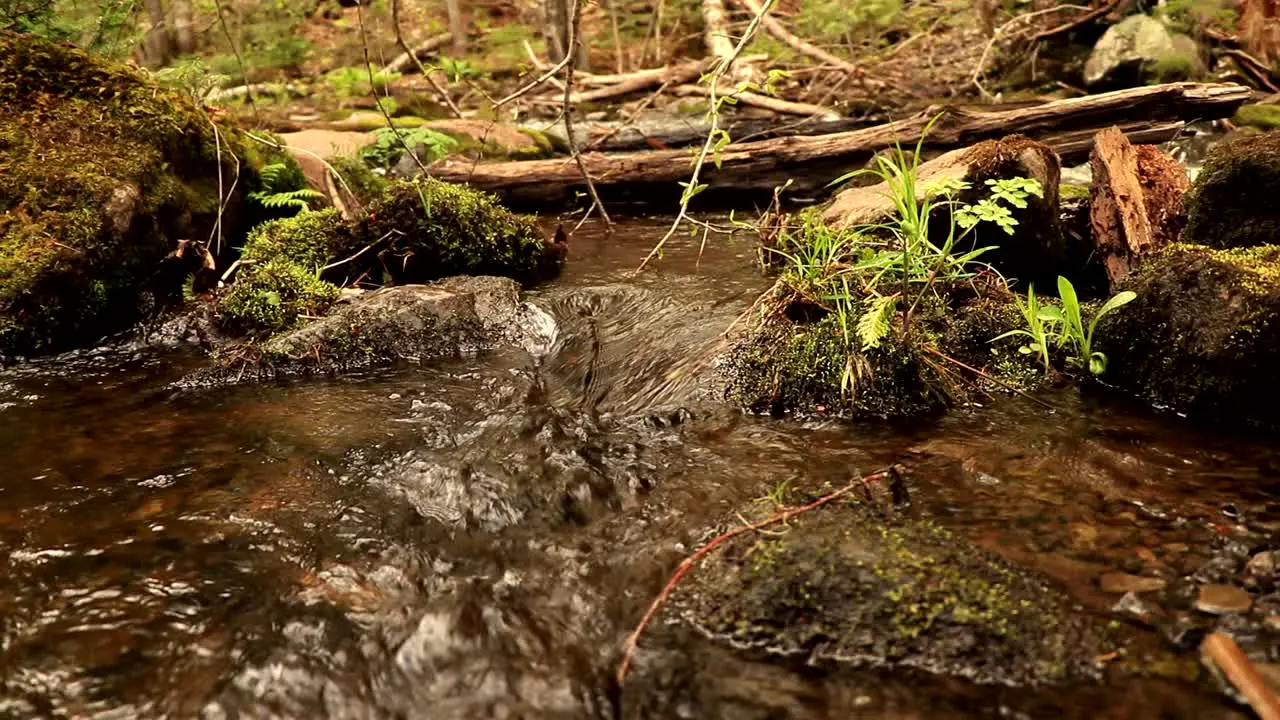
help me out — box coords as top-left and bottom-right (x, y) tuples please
(0, 218), (1274, 718)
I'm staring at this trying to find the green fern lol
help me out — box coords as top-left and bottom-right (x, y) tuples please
(856, 295), (897, 351)
(249, 162), (322, 213)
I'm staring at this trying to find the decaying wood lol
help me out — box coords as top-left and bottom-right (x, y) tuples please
(1089, 126), (1189, 288)
(672, 83), (840, 119)
(428, 83), (1247, 208)
(207, 81), (308, 103)
(382, 32), (453, 74)
(569, 59), (713, 104)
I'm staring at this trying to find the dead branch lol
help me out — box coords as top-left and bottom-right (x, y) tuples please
(731, 0), (869, 82)
(570, 59), (714, 103)
(563, 0), (613, 229)
(1031, 0), (1125, 43)
(616, 466), (899, 683)
(382, 31), (452, 74)
(1201, 633), (1280, 720)
(672, 83), (841, 119)
(389, 0), (463, 117)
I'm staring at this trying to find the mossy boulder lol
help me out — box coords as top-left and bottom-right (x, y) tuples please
(217, 178), (565, 334)
(1183, 131), (1280, 249)
(674, 500), (1111, 685)
(1096, 243), (1280, 431)
(0, 30), (248, 356)
(1083, 15), (1205, 88)
(1232, 103), (1280, 131)
(722, 291), (1031, 418)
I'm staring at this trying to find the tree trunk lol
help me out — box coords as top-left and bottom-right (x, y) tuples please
(172, 0), (195, 54)
(141, 0), (172, 67)
(445, 0), (467, 55)
(426, 83), (1248, 210)
(543, 0), (587, 69)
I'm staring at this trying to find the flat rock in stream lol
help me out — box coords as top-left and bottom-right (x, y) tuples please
(671, 503), (1111, 685)
(187, 277), (555, 384)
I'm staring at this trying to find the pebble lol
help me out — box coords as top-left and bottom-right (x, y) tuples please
(1265, 615), (1280, 631)
(1099, 571), (1166, 594)
(1246, 550), (1278, 577)
(1194, 584), (1253, 615)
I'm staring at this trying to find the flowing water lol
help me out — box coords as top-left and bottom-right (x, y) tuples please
(0, 219), (1277, 719)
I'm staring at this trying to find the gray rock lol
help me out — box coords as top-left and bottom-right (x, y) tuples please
(1084, 15), (1204, 88)
(1246, 550), (1278, 578)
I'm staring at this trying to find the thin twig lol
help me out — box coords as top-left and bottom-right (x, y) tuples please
(616, 466), (898, 683)
(357, 1), (430, 177)
(1201, 633), (1280, 720)
(924, 346), (1056, 411)
(210, 0), (258, 123)
(390, 0), (464, 118)
(636, 0), (778, 272)
(496, 51), (574, 108)
(563, 0), (614, 231)
(971, 4), (1092, 99)
(321, 231), (399, 272)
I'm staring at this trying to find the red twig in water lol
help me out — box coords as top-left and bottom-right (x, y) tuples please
(615, 465), (899, 683)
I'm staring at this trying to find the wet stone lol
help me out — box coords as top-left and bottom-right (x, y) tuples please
(1246, 551), (1278, 578)
(1194, 584), (1253, 615)
(1099, 572), (1167, 594)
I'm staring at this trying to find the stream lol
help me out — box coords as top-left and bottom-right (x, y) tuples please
(1, 218), (1277, 718)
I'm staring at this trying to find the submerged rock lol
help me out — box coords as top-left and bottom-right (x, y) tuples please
(1182, 131), (1280, 249)
(205, 277), (555, 380)
(1084, 15), (1205, 88)
(1194, 584), (1253, 615)
(0, 30), (248, 357)
(1097, 243), (1280, 431)
(673, 501), (1110, 685)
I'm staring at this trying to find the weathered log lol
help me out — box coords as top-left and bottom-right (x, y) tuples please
(671, 83), (841, 119)
(428, 83), (1248, 208)
(569, 59), (713, 104)
(1089, 127), (1189, 288)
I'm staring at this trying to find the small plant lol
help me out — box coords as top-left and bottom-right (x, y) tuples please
(993, 276), (1136, 376)
(435, 56), (483, 82)
(359, 127), (459, 171)
(248, 163), (323, 214)
(993, 284), (1053, 371)
(325, 65), (402, 99)
(1041, 276), (1136, 376)
(956, 177), (1044, 236)
(154, 56), (230, 101)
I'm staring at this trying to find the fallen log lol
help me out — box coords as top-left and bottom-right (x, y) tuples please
(569, 59), (713, 104)
(1089, 126), (1190, 288)
(671, 83), (841, 119)
(428, 82), (1248, 208)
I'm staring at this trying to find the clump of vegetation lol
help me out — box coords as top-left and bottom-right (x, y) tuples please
(359, 126), (459, 171)
(0, 29), (245, 355)
(1183, 131), (1280, 249)
(996, 277), (1136, 376)
(217, 178), (562, 335)
(325, 64), (401, 100)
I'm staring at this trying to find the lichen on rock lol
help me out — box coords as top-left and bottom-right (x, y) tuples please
(1182, 131), (1280, 249)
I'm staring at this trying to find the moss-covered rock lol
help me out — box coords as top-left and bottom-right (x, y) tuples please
(1096, 243), (1280, 430)
(0, 30), (248, 356)
(722, 290), (1031, 418)
(1183, 131), (1280, 249)
(674, 500), (1111, 685)
(1231, 103), (1280, 131)
(216, 178), (564, 334)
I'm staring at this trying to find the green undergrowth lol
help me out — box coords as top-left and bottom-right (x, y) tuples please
(217, 178), (561, 335)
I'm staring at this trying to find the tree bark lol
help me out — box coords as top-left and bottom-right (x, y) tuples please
(141, 0), (172, 67)
(1089, 126), (1189, 289)
(445, 0), (467, 56)
(427, 83), (1247, 209)
(382, 32), (453, 73)
(172, 0), (195, 54)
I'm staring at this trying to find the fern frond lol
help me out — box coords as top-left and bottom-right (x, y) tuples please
(856, 295), (897, 351)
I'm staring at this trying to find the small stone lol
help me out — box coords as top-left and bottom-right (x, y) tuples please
(1162, 542), (1189, 554)
(1100, 572), (1166, 594)
(1246, 550), (1278, 577)
(1264, 615), (1280, 631)
(1194, 584), (1253, 615)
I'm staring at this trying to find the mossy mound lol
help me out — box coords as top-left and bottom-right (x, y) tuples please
(722, 291), (1030, 418)
(674, 501), (1110, 685)
(0, 30), (246, 355)
(1232, 103), (1280, 131)
(1097, 243), (1280, 431)
(217, 178), (564, 334)
(1183, 131), (1280, 249)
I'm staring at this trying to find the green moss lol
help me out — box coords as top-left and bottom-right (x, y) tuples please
(216, 179), (562, 334)
(1097, 243), (1280, 429)
(1232, 103), (1280, 131)
(1059, 183), (1091, 200)
(677, 503), (1109, 685)
(326, 155), (389, 208)
(1183, 131), (1280, 249)
(0, 29), (245, 355)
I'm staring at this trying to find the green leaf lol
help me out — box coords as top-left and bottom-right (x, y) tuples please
(856, 295), (897, 350)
